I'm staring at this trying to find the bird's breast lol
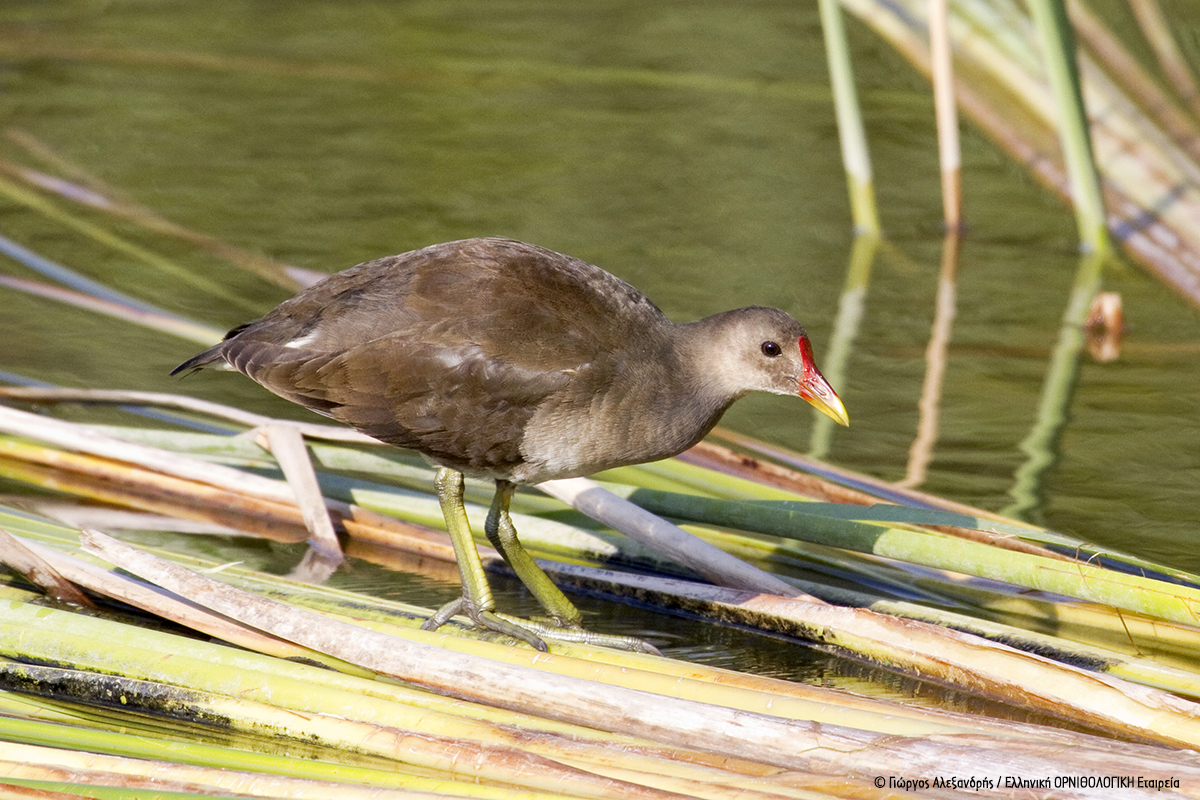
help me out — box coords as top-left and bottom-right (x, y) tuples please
(513, 372), (727, 484)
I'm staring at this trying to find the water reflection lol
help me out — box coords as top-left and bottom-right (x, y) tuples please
(810, 232), (877, 459)
(1005, 251), (1107, 520)
(900, 231), (959, 488)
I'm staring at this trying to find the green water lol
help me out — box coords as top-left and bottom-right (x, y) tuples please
(0, 1), (1198, 691)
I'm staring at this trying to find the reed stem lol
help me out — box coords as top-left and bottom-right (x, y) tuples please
(819, 0), (881, 234)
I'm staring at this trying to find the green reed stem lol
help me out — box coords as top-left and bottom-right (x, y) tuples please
(1026, 0), (1110, 254)
(819, 0), (880, 234)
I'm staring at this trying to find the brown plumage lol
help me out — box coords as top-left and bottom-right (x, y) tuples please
(175, 237), (847, 650)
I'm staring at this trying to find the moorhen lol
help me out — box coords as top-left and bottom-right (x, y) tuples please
(174, 237), (848, 650)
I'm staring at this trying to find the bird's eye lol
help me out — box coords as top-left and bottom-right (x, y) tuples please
(761, 341), (782, 357)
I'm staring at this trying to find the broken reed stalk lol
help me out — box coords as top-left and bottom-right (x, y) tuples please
(255, 423), (343, 561)
(538, 478), (803, 598)
(0, 526), (91, 607)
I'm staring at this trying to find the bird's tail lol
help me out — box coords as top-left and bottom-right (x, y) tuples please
(169, 342), (229, 376)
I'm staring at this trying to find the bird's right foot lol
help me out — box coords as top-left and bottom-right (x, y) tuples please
(512, 618), (663, 656)
(421, 598), (661, 655)
(421, 596), (551, 651)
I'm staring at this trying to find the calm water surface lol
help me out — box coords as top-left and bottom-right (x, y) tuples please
(0, 1), (1198, 695)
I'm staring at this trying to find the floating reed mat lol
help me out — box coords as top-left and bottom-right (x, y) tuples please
(0, 408), (1197, 786)
(3, 527), (1200, 797)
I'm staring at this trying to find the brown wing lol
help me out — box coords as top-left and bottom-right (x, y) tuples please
(214, 332), (569, 476)
(178, 238), (667, 477)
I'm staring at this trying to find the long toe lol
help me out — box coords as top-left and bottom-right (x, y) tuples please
(421, 595), (549, 651)
(492, 614), (663, 655)
(421, 597), (660, 654)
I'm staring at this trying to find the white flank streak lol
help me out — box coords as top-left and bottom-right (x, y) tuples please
(283, 330), (319, 349)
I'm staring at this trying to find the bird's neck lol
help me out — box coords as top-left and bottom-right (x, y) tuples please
(669, 312), (758, 406)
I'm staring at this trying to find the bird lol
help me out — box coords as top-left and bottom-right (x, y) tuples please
(174, 237), (848, 651)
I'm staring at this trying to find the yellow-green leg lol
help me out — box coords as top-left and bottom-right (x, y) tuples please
(485, 480), (584, 628)
(421, 468), (548, 651)
(485, 480), (661, 655)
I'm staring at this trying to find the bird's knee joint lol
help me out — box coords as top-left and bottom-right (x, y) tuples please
(434, 467), (463, 494)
